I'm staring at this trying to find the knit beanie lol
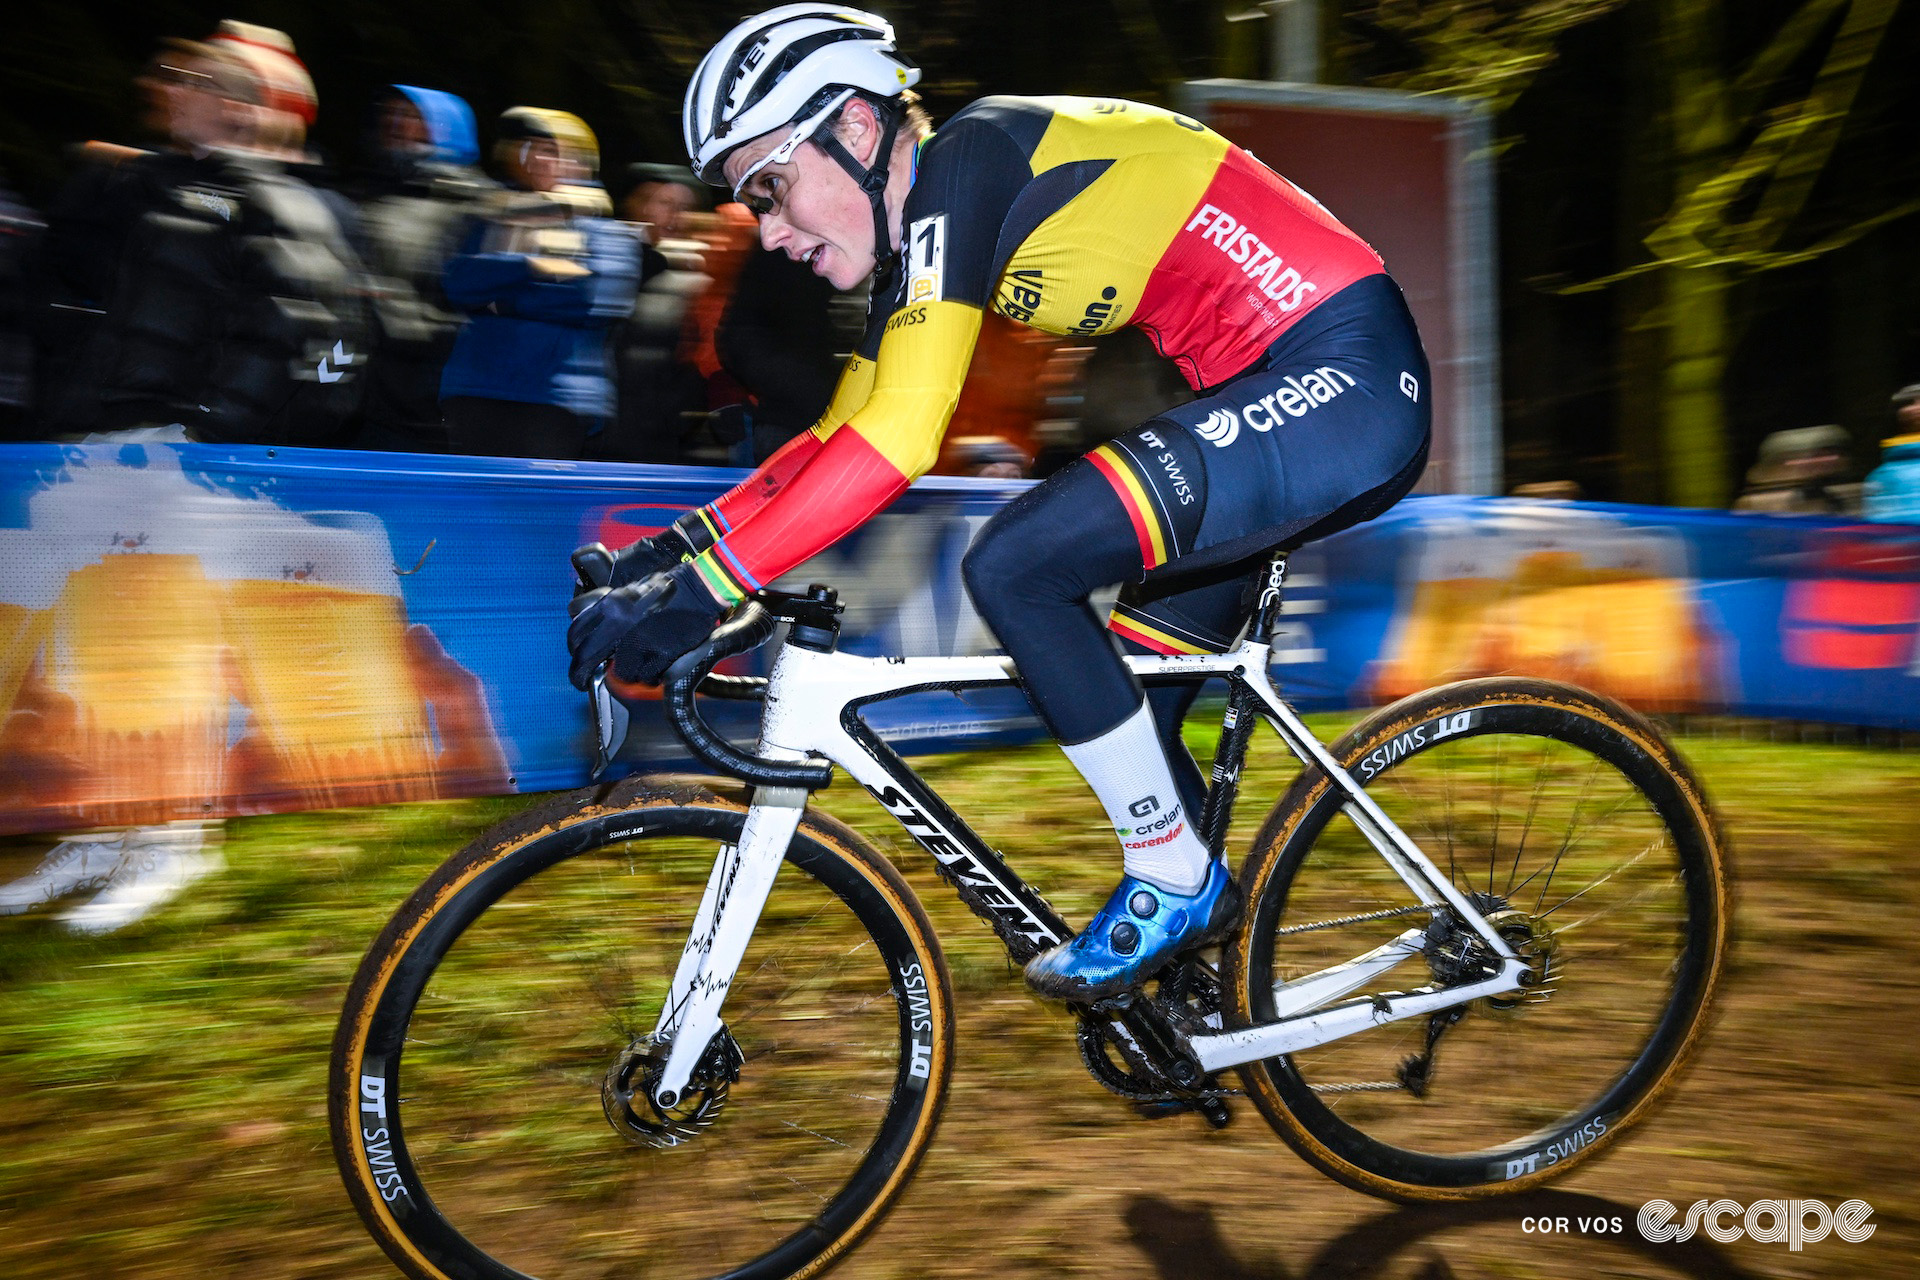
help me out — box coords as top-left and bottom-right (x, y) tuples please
(208, 20), (317, 126)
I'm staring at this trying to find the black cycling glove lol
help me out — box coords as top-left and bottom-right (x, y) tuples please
(570, 520), (701, 595)
(567, 561), (726, 689)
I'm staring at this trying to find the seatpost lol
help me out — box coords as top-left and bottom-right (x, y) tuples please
(1251, 553), (1288, 643)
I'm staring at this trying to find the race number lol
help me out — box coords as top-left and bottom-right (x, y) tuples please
(906, 214), (946, 303)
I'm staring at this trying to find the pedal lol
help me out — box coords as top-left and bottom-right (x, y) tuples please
(1096, 991), (1205, 1089)
(1130, 1094), (1232, 1129)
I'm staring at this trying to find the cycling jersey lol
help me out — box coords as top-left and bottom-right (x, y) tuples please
(675, 94), (1386, 606)
(964, 271), (1430, 742)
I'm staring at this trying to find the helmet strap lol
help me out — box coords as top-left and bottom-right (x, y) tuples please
(812, 100), (904, 291)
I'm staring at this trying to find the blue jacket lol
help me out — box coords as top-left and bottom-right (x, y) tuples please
(439, 207), (639, 420)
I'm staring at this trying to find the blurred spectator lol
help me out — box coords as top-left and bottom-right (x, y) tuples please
(0, 176), (39, 438)
(2, 29), (368, 935)
(440, 108), (639, 459)
(598, 164), (708, 463)
(206, 21), (316, 149)
(1733, 424), (1861, 515)
(715, 247), (842, 464)
(946, 434), (1031, 479)
(1863, 384), (1920, 523)
(91, 34), (369, 447)
(677, 202), (761, 419)
(624, 163), (703, 249)
(205, 22), (360, 239)
(353, 86), (490, 453)
(31, 40), (252, 435)
(1510, 480), (1584, 500)
(1893, 382), (1920, 436)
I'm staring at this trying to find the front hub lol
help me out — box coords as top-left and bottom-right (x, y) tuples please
(602, 1028), (744, 1149)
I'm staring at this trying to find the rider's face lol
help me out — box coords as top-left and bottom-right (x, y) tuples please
(723, 111), (889, 291)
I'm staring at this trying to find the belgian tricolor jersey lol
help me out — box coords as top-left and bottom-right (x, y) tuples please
(681, 95), (1384, 606)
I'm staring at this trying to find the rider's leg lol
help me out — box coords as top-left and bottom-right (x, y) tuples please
(970, 274), (1434, 1000)
(966, 436), (1243, 1001)
(962, 453), (1217, 896)
(1112, 564), (1263, 821)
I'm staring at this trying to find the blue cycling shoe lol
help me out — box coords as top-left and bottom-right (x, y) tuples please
(1025, 861), (1242, 1002)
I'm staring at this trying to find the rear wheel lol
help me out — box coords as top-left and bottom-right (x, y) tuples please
(330, 776), (953, 1280)
(1227, 678), (1728, 1200)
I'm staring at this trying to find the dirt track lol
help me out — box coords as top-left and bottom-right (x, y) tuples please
(829, 732), (1917, 1280)
(0, 728), (1913, 1279)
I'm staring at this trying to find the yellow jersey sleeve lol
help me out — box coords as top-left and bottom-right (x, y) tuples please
(840, 297), (983, 480)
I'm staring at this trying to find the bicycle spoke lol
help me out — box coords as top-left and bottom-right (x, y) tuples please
(1532, 754), (1604, 915)
(355, 824), (924, 1280)
(1242, 688), (1721, 1189)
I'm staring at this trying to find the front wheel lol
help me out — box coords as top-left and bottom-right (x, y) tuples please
(330, 775), (953, 1280)
(1226, 678), (1728, 1200)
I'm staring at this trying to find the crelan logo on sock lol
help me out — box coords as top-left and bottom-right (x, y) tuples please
(1119, 801), (1183, 839)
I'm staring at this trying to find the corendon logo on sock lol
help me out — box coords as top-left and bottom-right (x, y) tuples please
(1184, 204), (1319, 312)
(1119, 801), (1186, 847)
(1124, 822), (1188, 850)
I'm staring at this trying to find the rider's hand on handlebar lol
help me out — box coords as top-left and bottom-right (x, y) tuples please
(566, 561), (727, 690)
(570, 524), (698, 600)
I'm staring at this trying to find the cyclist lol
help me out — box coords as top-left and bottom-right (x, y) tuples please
(568, 4), (1432, 1002)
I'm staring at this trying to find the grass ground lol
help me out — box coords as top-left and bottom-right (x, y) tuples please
(0, 717), (1914, 1280)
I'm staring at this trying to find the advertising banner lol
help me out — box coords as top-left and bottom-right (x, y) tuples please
(0, 441), (1034, 836)
(0, 442), (1914, 835)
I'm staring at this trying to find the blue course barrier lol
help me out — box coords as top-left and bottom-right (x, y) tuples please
(0, 441), (1914, 835)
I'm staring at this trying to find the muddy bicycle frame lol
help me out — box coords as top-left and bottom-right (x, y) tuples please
(623, 555), (1528, 1111)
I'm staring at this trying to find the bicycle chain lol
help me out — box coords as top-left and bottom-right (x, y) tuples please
(1275, 902), (1435, 936)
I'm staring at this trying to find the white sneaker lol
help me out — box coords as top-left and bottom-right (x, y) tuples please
(58, 825), (222, 935)
(0, 834), (128, 915)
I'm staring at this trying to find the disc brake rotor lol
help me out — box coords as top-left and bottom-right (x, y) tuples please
(602, 1026), (744, 1149)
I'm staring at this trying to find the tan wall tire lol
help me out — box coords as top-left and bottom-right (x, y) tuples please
(329, 774), (954, 1279)
(1224, 678), (1729, 1201)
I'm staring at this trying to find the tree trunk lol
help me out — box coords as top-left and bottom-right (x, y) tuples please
(1657, 0), (1733, 507)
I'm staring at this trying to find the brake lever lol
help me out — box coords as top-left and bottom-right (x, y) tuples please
(574, 543), (628, 780)
(589, 665), (630, 781)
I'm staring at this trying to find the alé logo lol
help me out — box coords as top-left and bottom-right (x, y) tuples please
(1118, 794), (1183, 839)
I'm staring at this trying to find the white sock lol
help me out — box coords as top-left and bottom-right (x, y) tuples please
(1060, 701), (1212, 894)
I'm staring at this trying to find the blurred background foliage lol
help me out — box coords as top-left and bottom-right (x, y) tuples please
(0, 0), (1915, 504)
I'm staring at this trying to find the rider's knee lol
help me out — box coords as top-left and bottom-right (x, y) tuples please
(961, 516), (1027, 611)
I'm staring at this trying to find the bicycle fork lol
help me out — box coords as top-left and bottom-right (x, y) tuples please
(646, 785), (808, 1109)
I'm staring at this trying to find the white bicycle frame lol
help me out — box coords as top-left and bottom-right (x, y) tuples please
(644, 630), (1529, 1107)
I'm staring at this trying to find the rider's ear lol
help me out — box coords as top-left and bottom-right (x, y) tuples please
(837, 96), (881, 165)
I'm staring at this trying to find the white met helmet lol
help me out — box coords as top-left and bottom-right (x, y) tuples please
(682, 4), (921, 189)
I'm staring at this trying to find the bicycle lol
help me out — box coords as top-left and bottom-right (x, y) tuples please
(330, 550), (1729, 1280)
